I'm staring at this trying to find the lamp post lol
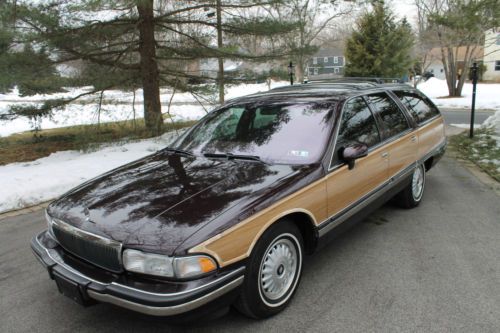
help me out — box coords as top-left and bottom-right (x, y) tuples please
(288, 62), (294, 86)
(469, 62), (479, 139)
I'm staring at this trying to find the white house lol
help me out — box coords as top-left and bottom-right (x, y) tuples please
(424, 46), (484, 80)
(483, 29), (500, 82)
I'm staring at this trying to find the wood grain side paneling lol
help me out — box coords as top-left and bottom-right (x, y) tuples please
(325, 145), (389, 217)
(385, 131), (418, 178)
(417, 117), (445, 160)
(189, 179), (328, 267)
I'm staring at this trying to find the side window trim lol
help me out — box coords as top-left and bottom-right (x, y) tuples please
(328, 96), (382, 171)
(386, 90), (417, 128)
(361, 95), (385, 139)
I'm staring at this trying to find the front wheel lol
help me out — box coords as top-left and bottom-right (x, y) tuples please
(234, 221), (303, 319)
(395, 164), (426, 208)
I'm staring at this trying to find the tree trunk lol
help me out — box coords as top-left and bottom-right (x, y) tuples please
(137, 0), (162, 134)
(216, 0), (224, 103)
(295, 61), (304, 83)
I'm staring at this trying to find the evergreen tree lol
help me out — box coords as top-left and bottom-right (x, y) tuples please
(0, 3), (63, 96)
(5, 0), (301, 134)
(344, 2), (414, 78)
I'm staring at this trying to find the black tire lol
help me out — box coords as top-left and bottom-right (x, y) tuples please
(234, 220), (304, 319)
(395, 164), (426, 209)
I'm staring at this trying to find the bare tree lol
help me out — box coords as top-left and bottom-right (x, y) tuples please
(265, 0), (357, 82)
(415, 0), (499, 96)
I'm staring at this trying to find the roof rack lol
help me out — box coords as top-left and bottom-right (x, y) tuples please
(306, 77), (403, 84)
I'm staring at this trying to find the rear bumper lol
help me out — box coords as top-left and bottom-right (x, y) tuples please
(31, 230), (244, 317)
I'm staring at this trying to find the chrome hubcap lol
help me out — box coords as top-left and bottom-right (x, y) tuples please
(412, 166), (424, 200)
(259, 238), (298, 301)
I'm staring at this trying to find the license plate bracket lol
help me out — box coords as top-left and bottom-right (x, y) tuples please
(54, 273), (87, 306)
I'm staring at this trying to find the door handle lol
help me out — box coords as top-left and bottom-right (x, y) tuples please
(381, 152), (389, 158)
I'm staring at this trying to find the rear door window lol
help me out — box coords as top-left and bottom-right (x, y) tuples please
(336, 97), (381, 149)
(394, 91), (440, 125)
(367, 93), (410, 138)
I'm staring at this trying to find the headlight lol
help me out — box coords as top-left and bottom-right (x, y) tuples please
(122, 249), (217, 279)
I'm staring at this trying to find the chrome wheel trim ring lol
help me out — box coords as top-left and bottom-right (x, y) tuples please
(258, 233), (302, 308)
(412, 165), (425, 201)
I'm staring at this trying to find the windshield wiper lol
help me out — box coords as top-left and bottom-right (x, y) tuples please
(163, 147), (194, 157)
(203, 152), (267, 164)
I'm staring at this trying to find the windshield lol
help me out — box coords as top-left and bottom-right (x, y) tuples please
(173, 101), (336, 164)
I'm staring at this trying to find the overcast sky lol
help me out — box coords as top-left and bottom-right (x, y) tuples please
(390, 0), (418, 23)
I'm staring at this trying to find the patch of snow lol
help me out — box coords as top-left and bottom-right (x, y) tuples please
(0, 131), (181, 214)
(482, 110), (500, 131)
(450, 123), (481, 129)
(417, 78), (500, 110)
(0, 81), (288, 137)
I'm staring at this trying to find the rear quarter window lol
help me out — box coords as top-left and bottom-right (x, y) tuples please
(394, 91), (440, 125)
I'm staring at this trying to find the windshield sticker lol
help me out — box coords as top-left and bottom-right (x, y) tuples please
(288, 150), (310, 158)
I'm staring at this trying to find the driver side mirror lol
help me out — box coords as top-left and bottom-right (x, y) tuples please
(339, 143), (368, 170)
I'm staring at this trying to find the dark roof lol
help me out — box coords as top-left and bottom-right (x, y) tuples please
(312, 48), (344, 57)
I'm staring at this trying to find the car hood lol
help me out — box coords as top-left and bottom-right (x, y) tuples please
(48, 151), (306, 255)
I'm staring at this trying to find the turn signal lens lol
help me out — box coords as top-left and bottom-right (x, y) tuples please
(198, 257), (217, 273)
(173, 255), (218, 278)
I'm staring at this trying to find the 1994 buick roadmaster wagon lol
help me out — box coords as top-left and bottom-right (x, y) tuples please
(31, 81), (446, 319)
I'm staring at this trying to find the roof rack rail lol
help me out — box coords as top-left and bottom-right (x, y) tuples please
(306, 77), (403, 84)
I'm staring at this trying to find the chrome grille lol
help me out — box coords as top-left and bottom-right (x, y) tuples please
(51, 219), (122, 273)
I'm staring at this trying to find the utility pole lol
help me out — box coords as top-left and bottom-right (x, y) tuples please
(216, 0), (224, 104)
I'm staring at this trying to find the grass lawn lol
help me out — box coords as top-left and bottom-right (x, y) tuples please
(449, 128), (500, 182)
(0, 118), (196, 166)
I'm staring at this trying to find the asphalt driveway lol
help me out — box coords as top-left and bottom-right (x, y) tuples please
(1, 156), (499, 333)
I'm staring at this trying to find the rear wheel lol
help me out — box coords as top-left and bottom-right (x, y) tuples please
(234, 221), (303, 319)
(395, 164), (426, 208)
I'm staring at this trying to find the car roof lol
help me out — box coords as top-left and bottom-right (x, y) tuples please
(226, 81), (416, 105)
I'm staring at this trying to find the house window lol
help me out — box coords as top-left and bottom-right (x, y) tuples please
(334, 56), (339, 64)
(495, 60), (500, 71)
(334, 67), (340, 74)
(324, 57), (329, 63)
(314, 68), (318, 75)
(313, 57), (317, 65)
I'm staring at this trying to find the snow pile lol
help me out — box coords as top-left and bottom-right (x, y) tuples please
(482, 110), (500, 133)
(0, 81), (288, 137)
(417, 78), (500, 110)
(0, 131), (181, 214)
(482, 110), (500, 146)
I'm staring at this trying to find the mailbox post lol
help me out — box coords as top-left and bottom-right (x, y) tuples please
(469, 62), (479, 138)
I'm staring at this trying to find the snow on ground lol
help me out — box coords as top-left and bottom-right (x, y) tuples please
(449, 123), (482, 129)
(417, 78), (500, 110)
(0, 81), (288, 137)
(0, 131), (180, 213)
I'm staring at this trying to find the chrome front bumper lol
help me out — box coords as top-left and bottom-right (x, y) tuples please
(31, 230), (244, 316)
